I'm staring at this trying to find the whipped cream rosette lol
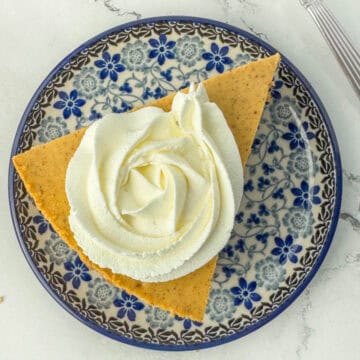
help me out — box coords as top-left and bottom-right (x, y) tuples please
(66, 84), (243, 282)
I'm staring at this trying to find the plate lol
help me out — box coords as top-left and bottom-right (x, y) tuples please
(9, 17), (342, 350)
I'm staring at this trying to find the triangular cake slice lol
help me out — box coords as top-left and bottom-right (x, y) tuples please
(13, 54), (280, 321)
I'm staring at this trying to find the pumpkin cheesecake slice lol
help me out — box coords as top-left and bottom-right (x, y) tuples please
(13, 53), (280, 321)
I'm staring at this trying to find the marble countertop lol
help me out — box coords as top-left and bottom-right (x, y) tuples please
(1, 0), (359, 359)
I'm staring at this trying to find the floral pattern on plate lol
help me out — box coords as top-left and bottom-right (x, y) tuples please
(10, 18), (340, 350)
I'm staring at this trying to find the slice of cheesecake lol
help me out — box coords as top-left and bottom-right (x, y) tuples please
(13, 53), (280, 321)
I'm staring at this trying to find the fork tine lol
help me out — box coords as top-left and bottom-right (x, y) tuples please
(311, 5), (360, 82)
(301, 0), (360, 97)
(308, 5), (360, 94)
(317, 2), (360, 66)
(314, 5), (360, 89)
(316, 2), (360, 72)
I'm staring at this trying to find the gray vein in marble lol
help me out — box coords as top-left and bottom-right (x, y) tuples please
(296, 253), (360, 359)
(294, 251), (360, 357)
(345, 253), (360, 264)
(340, 212), (360, 232)
(220, 0), (231, 24)
(236, 0), (257, 13)
(343, 170), (360, 185)
(320, 252), (360, 281)
(340, 169), (360, 231)
(294, 251), (360, 358)
(95, 0), (142, 19)
(296, 289), (314, 359)
(239, 17), (269, 40)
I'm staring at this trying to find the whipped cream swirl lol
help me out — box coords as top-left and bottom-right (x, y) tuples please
(66, 84), (243, 282)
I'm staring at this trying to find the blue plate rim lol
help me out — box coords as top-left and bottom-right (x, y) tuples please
(8, 16), (342, 351)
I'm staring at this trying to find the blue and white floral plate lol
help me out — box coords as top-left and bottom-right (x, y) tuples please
(9, 17), (342, 351)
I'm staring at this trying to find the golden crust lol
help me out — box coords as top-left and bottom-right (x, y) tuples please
(13, 54), (280, 320)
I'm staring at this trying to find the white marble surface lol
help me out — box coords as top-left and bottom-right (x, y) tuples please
(0, 0), (359, 359)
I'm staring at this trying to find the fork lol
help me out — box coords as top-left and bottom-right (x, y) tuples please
(300, 0), (360, 98)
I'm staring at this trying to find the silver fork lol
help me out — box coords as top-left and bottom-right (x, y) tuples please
(300, 0), (360, 98)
